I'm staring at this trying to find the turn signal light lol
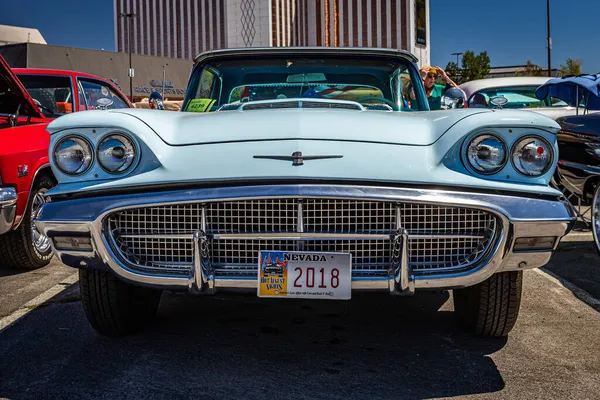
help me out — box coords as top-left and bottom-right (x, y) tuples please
(53, 236), (93, 251)
(513, 236), (556, 251)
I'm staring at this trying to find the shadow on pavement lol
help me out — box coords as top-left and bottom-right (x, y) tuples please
(545, 239), (600, 306)
(0, 285), (507, 399)
(0, 266), (30, 278)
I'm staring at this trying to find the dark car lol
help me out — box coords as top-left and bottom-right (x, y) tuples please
(554, 113), (600, 251)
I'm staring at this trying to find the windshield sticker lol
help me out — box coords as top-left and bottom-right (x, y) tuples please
(186, 98), (216, 112)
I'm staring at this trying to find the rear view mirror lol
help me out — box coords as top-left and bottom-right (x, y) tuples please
(286, 73), (327, 83)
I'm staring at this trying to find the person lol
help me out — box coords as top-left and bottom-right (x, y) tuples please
(409, 66), (463, 110)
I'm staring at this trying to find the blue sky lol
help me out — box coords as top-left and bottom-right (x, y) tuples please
(2, 0), (599, 73)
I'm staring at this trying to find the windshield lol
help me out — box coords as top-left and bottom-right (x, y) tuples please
(469, 85), (569, 109)
(183, 55), (428, 112)
(16, 74), (74, 118)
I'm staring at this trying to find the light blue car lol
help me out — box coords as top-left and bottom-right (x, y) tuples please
(35, 47), (576, 338)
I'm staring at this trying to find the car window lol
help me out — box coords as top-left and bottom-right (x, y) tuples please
(78, 79), (129, 110)
(184, 56), (428, 112)
(16, 74), (74, 117)
(469, 85), (575, 109)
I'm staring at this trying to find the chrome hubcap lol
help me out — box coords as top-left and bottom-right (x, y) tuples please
(594, 188), (600, 251)
(31, 188), (51, 254)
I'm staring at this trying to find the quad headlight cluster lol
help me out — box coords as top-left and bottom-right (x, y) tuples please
(466, 133), (553, 177)
(53, 133), (137, 176)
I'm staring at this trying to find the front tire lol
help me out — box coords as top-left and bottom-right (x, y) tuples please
(0, 174), (55, 269)
(79, 269), (162, 337)
(453, 271), (523, 337)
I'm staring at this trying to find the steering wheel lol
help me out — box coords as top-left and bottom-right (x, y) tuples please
(356, 96), (399, 111)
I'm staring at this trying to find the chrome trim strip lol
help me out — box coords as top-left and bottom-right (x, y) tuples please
(116, 232), (485, 240)
(39, 184), (575, 223)
(211, 233), (393, 240)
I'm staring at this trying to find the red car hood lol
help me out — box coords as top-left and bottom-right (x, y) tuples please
(0, 55), (44, 119)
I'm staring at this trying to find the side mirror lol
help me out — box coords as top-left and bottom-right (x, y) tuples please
(96, 97), (114, 110)
(149, 91), (165, 110)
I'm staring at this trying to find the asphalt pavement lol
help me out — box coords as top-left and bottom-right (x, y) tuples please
(0, 233), (599, 399)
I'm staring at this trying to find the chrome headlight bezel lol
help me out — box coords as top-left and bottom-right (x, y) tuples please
(53, 135), (94, 176)
(465, 133), (508, 175)
(510, 135), (554, 177)
(96, 132), (137, 174)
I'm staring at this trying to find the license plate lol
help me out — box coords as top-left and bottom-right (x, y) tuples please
(257, 251), (352, 300)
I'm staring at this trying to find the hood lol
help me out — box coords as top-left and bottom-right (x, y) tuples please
(109, 108), (492, 146)
(0, 55), (44, 119)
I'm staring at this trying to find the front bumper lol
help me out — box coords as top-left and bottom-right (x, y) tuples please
(0, 187), (17, 235)
(35, 185), (576, 295)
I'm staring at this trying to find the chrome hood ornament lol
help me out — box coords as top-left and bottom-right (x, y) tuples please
(254, 151), (343, 166)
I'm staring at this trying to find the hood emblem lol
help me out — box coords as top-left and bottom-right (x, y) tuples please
(254, 151), (343, 166)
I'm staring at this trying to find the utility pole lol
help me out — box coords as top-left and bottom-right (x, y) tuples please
(120, 12), (136, 101)
(546, 0), (552, 77)
(451, 52), (463, 80)
(162, 64), (168, 97)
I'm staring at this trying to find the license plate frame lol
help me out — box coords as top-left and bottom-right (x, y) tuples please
(257, 251), (352, 300)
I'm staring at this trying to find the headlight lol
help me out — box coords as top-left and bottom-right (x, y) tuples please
(97, 134), (136, 173)
(467, 134), (507, 174)
(511, 136), (553, 176)
(54, 136), (93, 175)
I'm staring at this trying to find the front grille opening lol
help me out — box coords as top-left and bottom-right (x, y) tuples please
(106, 198), (499, 278)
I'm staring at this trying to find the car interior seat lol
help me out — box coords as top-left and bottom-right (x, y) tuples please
(471, 93), (488, 108)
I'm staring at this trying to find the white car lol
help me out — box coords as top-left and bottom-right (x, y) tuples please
(459, 76), (586, 119)
(34, 48), (575, 338)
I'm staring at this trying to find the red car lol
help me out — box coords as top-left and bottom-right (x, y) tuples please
(0, 56), (132, 269)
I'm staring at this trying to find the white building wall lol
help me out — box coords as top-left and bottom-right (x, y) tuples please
(407, 0), (430, 68)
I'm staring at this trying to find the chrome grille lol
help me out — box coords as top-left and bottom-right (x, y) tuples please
(106, 198), (499, 278)
(303, 199), (396, 233)
(206, 199), (297, 233)
(212, 239), (391, 276)
(111, 204), (203, 235)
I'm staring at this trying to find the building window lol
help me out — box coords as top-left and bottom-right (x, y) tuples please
(415, 0), (426, 46)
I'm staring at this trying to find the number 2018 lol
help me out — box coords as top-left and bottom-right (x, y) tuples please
(294, 268), (339, 288)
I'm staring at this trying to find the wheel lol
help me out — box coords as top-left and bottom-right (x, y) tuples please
(453, 271), (523, 337)
(591, 184), (600, 256)
(79, 269), (162, 337)
(0, 174), (55, 269)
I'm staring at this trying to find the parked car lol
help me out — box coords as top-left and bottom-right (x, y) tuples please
(459, 76), (589, 119)
(534, 74), (600, 253)
(35, 47), (576, 338)
(12, 67), (132, 116)
(0, 57), (132, 270)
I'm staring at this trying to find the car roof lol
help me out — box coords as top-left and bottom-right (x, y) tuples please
(12, 68), (112, 81)
(460, 76), (552, 96)
(193, 46), (419, 64)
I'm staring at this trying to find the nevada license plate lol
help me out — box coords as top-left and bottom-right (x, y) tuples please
(257, 251), (352, 300)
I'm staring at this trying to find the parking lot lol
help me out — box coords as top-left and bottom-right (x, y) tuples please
(0, 229), (598, 400)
